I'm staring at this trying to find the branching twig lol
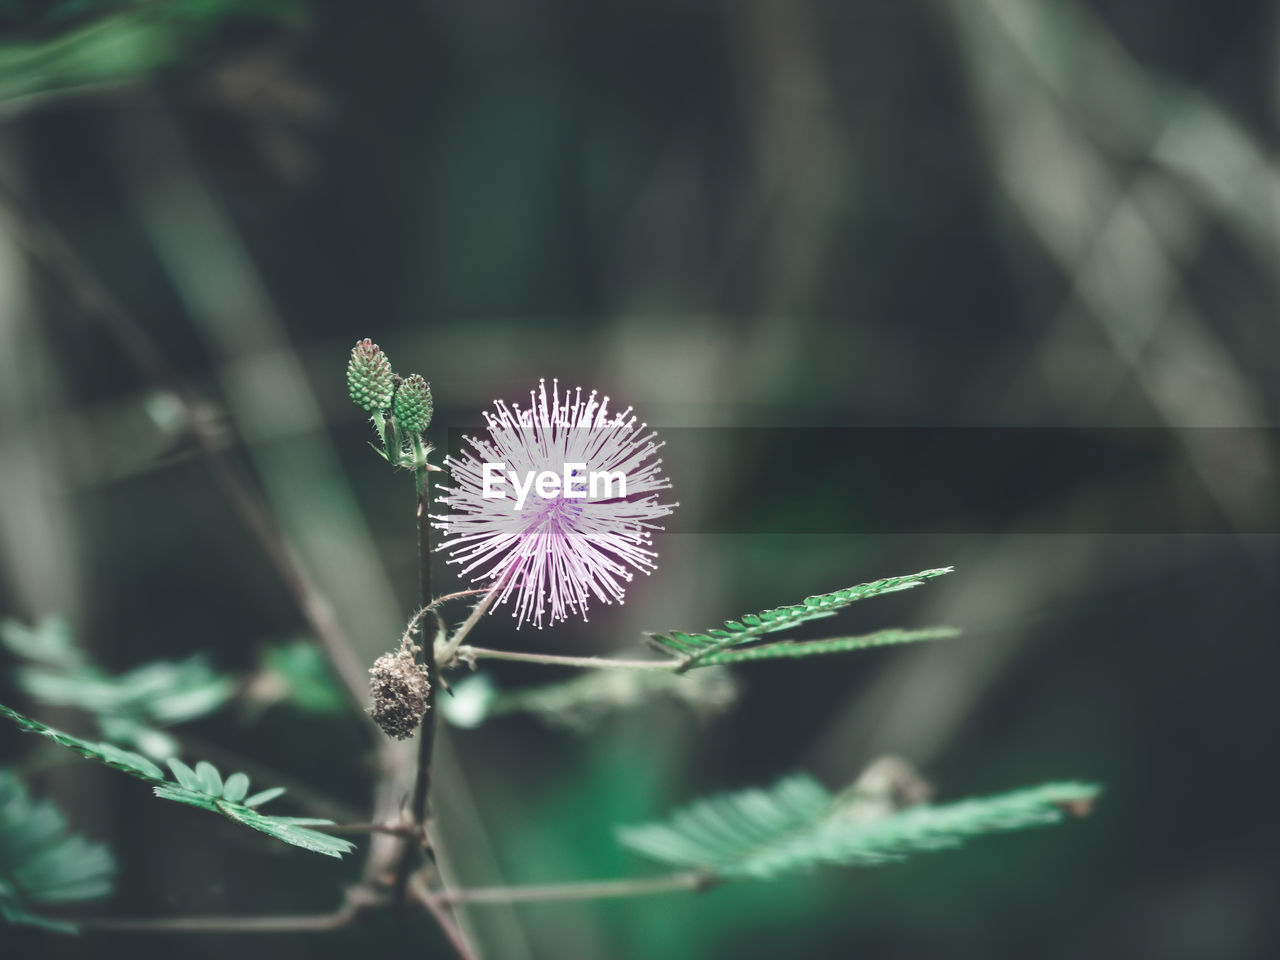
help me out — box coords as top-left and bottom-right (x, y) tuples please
(69, 870), (715, 934)
(0, 177), (370, 716)
(325, 822), (423, 839)
(386, 465), (479, 960)
(76, 888), (374, 933)
(398, 589), (491, 654)
(78, 910), (358, 934)
(454, 646), (680, 672)
(411, 876), (481, 960)
(393, 469), (440, 909)
(436, 586), (503, 667)
(424, 871), (715, 906)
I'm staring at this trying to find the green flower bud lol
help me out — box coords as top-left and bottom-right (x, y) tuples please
(394, 374), (433, 433)
(347, 339), (394, 412)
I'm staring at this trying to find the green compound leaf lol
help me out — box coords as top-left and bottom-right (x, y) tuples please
(152, 758), (354, 859)
(648, 567), (954, 670)
(0, 618), (86, 669)
(166, 758), (200, 792)
(619, 775), (830, 872)
(195, 761), (223, 798)
(252, 640), (349, 716)
(442, 669), (737, 732)
(222, 772), (250, 804)
(694, 627), (960, 666)
(0, 0), (301, 107)
(617, 775), (1100, 880)
(0, 769), (116, 934)
(215, 805), (355, 860)
(0, 703), (354, 859)
(0, 703), (165, 781)
(1, 617), (234, 759)
(243, 786), (286, 809)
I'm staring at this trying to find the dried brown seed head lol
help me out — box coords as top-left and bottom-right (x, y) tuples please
(368, 650), (430, 740)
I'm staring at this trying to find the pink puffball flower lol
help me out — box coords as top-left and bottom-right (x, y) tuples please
(435, 379), (676, 629)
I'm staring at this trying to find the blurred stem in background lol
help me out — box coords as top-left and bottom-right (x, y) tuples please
(0, 173), (373, 712)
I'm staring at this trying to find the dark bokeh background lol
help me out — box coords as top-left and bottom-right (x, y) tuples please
(2, 1), (1278, 958)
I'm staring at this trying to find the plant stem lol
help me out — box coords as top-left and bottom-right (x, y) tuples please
(394, 465), (439, 907)
(424, 871), (715, 906)
(413, 877), (481, 960)
(78, 901), (364, 933)
(382, 415), (399, 464)
(416, 467), (432, 630)
(410, 467), (438, 832)
(325, 822), (421, 838)
(456, 646), (679, 672)
(72, 872), (710, 937)
(397, 465), (480, 960)
(436, 586), (502, 666)
(0, 177), (370, 717)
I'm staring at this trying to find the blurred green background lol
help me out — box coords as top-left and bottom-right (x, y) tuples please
(1, 1), (1278, 957)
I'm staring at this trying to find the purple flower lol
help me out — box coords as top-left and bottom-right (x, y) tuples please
(435, 380), (676, 629)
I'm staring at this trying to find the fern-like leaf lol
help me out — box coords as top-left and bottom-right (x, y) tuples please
(251, 640), (348, 715)
(647, 567), (954, 670)
(0, 770), (116, 934)
(618, 775), (1100, 879)
(694, 627), (960, 666)
(1, 617), (234, 759)
(442, 669), (737, 731)
(618, 775), (832, 870)
(0, 703), (354, 859)
(215, 806), (355, 859)
(153, 758), (355, 859)
(0, 703), (165, 781)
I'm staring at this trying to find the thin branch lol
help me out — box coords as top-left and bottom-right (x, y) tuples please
(68, 872), (715, 934)
(0, 177), (370, 716)
(77, 897), (365, 933)
(435, 586), (503, 666)
(394, 468), (440, 909)
(398, 589), (491, 653)
(456, 646), (679, 672)
(391, 465), (477, 960)
(412, 877), (481, 960)
(0, 79), (140, 122)
(432, 589), (494, 605)
(325, 822), (422, 839)
(425, 871), (715, 906)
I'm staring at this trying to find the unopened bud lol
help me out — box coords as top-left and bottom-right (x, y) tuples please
(347, 339), (395, 413)
(394, 374), (433, 433)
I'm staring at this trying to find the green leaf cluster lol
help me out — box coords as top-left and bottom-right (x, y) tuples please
(0, 770), (115, 934)
(1, 617), (234, 758)
(0, 702), (166, 780)
(617, 774), (1100, 880)
(156, 759), (354, 859)
(442, 668), (737, 732)
(0, 702), (353, 859)
(252, 640), (349, 715)
(648, 567), (955, 669)
(0, 0), (301, 107)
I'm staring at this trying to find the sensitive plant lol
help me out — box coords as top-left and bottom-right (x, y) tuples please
(0, 340), (1100, 954)
(435, 378), (676, 629)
